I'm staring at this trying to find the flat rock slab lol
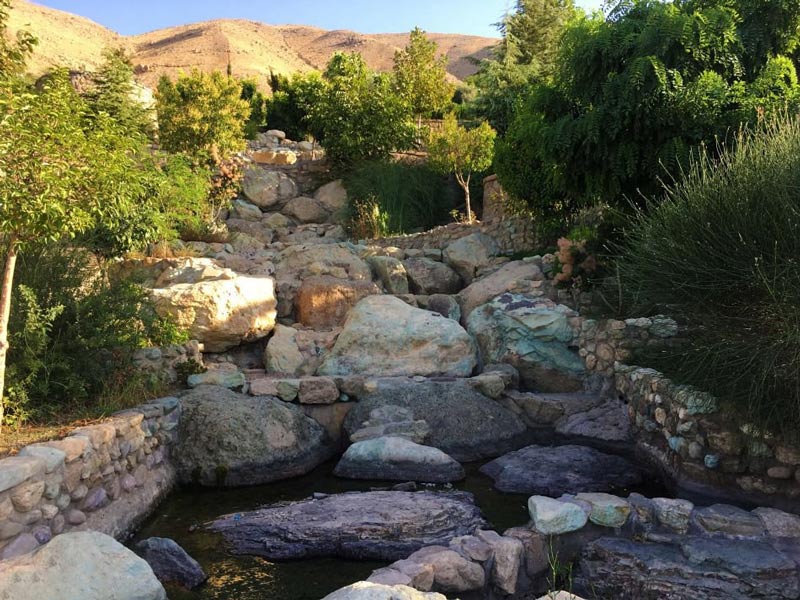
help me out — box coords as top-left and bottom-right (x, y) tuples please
(480, 444), (643, 496)
(208, 491), (488, 561)
(577, 536), (800, 599)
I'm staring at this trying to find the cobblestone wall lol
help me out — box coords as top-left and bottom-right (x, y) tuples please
(0, 397), (179, 560)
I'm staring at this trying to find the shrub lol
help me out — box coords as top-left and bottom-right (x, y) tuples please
(343, 160), (456, 237)
(265, 71), (325, 141)
(5, 245), (185, 425)
(611, 115), (800, 441)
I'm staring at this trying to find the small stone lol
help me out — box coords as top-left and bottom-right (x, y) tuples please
(704, 454), (720, 469)
(10, 480), (45, 512)
(135, 537), (207, 589)
(43, 479), (60, 500)
(627, 493), (655, 525)
(187, 370), (246, 390)
(55, 493), (71, 510)
(66, 509), (87, 525)
(449, 535), (493, 562)
(391, 559), (435, 591)
(276, 379), (300, 402)
(121, 473), (137, 492)
(0, 521), (24, 540)
(767, 466), (793, 480)
(528, 496), (588, 534)
(652, 497), (694, 533)
(51, 514), (65, 535)
(775, 445), (800, 465)
(10, 508), (42, 526)
(0, 497), (13, 520)
(41, 504), (58, 519)
(688, 442), (704, 460)
(32, 525), (52, 544)
(70, 484), (88, 501)
(576, 493), (631, 528)
(298, 377), (339, 405)
(1, 533), (38, 560)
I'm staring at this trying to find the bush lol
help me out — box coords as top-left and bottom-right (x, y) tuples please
(4, 245), (186, 425)
(343, 160), (456, 237)
(610, 115), (800, 441)
(265, 71), (325, 141)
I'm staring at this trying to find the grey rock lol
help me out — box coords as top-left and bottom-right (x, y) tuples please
(692, 504), (765, 537)
(322, 582), (446, 600)
(0, 531), (166, 600)
(135, 537), (207, 589)
(577, 536), (799, 600)
(555, 399), (633, 445)
(208, 490), (487, 561)
(368, 256), (409, 295)
(176, 386), (334, 487)
(752, 507), (800, 538)
(349, 405), (432, 445)
(406, 545), (486, 593)
(480, 445), (643, 496)
(443, 233), (500, 284)
(343, 378), (528, 461)
(1, 533), (38, 560)
(334, 437), (465, 483)
(404, 258), (462, 295)
(0, 456), (45, 493)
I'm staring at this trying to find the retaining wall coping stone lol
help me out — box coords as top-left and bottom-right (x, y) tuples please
(0, 456), (46, 493)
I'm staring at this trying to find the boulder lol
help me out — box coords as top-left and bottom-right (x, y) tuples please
(242, 167), (297, 208)
(368, 256), (409, 295)
(343, 378), (528, 461)
(264, 326), (340, 376)
(457, 260), (544, 321)
(135, 537), (207, 589)
(226, 219), (274, 245)
(276, 243), (373, 282)
(0, 531), (166, 600)
(322, 582), (445, 600)
(230, 198), (263, 221)
(403, 258), (462, 295)
(334, 437), (465, 483)
(209, 490), (487, 560)
(315, 180), (348, 215)
(186, 369), (245, 390)
(480, 445), (643, 496)
(467, 293), (585, 391)
(406, 546), (486, 593)
(283, 196), (330, 223)
(576, 536), (800, 600)
(175, 386), (333, 487)
(149, 260), (276, 353)
(349, 405), (431, 444)
(252, 149), (297, 165)
(443, 233), (500, 284)
(554, 399), (633, 445)
(318, 296), (477, 378)
(528, 496), (589, 534)
(295, 276), (381, 329)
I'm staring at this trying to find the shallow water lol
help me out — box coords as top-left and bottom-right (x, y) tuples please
(132, 457), (665, 600)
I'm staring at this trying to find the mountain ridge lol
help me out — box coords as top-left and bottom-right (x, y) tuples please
(7, 0), (497, 90)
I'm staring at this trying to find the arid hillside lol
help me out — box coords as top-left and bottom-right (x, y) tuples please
(6, 0), (496, 89)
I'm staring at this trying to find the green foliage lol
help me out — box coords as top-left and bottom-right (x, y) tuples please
(83, 48), (154, 138)
(0, 0), (35, 79)
(343, 160), (456, 237)
(240, 79), (267, 139)
(265, 71), (325, 140)
(610, 115), (800, 441)
(468, 0), (578, 133)
(155, 69), (251, 163)
(393, 27), (455, 119)
(427, 114), (496, 221)
(496, 0), (800, 217)
(308, 53), (416, 166)
(5, 246), (185, 425)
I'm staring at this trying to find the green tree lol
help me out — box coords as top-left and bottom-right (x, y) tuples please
(84, 48), (154, 138)
(393, 27), (455, 125)
(309, 52), (415, 166)
(469, 0), (578, 132)
(495, 0), (800, 217)
(240, 79), (267, 139)
(265, 71), (326, 140)
(0, 0), (35, 78)
(155, 69), (251, 163)
(427, 114), (496, 223)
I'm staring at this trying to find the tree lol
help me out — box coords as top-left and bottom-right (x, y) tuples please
(495, 0), (800, 217)
(393, 27), (455, 125)
(308, 52), (415, 166)
(84, 48), (154, 138)
(427, 114), (496, 224)
(265, 71), (326, 140)
(155, 69), (251, 163)
(240, 79), (267, 139)
(0, 0), (34, 79)
(468, 0), (578, 133)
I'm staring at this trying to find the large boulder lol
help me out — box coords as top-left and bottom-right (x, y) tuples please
(148, 259), (276, 353)
(263, 325), (340, 376)
(343, 378), (528, 461)
(295, 276), (382, 329)
(323, 582), (445, 600)
(175, 386), (334, 487)
(576, 536), (800, 600)
(334, 437), (465, 483)
(404, 258), (462, 295)
(318, 296), (477, 378)
(443, 233), (500, 284)
(208, 490), (487, 560)
(283, 196), (330, 223)
(467, 293), (585, 392)
(0, 531), (166, 600)
(242, 167), (297, 208)
(276, 243), (373, 282)
(315, 179), (348, 215)
(480, 445), (643, 496)
(458, 260), (545, 321)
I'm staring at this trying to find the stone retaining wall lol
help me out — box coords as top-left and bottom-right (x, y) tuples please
(616, 364), (800, 509)
(0, 397), (180, 560)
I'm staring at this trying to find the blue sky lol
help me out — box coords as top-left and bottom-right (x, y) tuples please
(33, 0), (605, 38)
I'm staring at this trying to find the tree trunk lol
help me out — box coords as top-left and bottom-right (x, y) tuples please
(457, 173), (473, 224)
(0, 236), (18, 434)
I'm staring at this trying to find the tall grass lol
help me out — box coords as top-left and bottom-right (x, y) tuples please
(343, 160), (456, 238)
(612, 116), (800, 440)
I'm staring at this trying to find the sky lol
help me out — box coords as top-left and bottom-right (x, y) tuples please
(32, 0), (606, 38)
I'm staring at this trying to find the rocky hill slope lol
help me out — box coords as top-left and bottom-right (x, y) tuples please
(7, 0), (496, 88)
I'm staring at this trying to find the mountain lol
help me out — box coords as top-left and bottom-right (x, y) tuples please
(6, 0), (497, 89)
